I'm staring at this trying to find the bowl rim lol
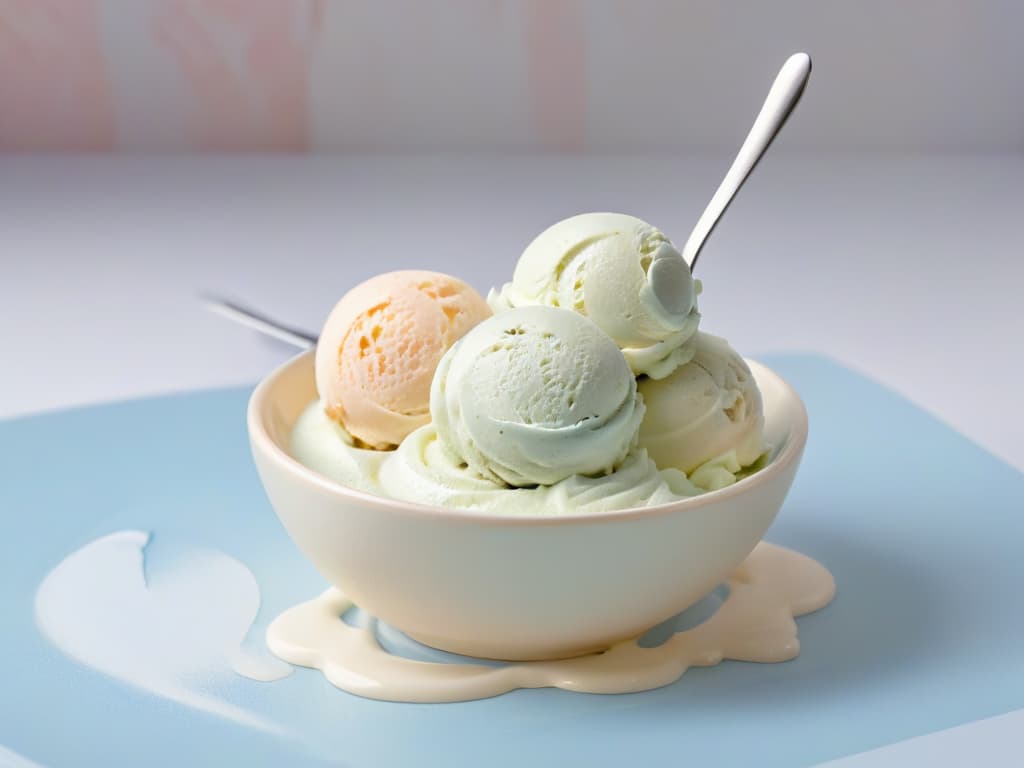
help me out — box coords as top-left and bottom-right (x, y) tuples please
(247, 350), (808, 527)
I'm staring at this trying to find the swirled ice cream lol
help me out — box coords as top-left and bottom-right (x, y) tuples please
(291, 399), (699, 513)
(638, 332), (767, 491)
(290, 211), (768, 514)
(379, 428), (698, 514)
(372, 305), (703, 513)
(431, 306), (644, 487)
(289, 403), (388, 494)
(488, 213), (700, 379)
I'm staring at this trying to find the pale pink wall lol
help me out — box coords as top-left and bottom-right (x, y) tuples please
(0, 1), (1019, 151)
(0, 0), (588, 151)
(152, 0), (319, 150)
(526, 0), (586, 150)
(0, 0), (115, 150)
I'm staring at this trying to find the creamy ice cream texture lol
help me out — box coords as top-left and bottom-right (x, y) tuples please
(315, 270), (491, 449)
(294, 215), (768, 514)
(290, 404), (389, 494)
(379, 428), (698, 515)
(489, 213), (700, 379)
(431, 305), (645, 487)
(291, 396), (701, 515)
(638, 332), (767, 491)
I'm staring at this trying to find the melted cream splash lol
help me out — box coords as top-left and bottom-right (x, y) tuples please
(34, 531), (291, 732)
(267, 542), (835, 703)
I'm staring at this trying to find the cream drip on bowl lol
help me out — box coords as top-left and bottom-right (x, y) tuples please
(265, 542), (834, 703)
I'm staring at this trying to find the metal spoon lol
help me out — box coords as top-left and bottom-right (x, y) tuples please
(202, 295), (316, 350)
(682, 52), (811, 272)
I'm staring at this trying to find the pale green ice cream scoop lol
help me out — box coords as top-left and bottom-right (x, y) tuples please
(638, 331), (767, 491)
(431, 305), (645, 487)
(489, 213), (700, 379)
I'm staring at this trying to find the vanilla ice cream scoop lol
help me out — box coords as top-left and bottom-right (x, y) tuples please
(315, 270), (491, 449)
(432, 305), (644, 487)
(489, 213), (700, 379)
(637, 332), (767, 490)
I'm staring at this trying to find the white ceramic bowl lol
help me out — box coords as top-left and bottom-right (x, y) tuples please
(248, 351), (807, 661)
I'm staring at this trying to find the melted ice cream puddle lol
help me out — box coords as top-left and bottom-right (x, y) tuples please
(35, 531), (291, 731)
(267, 542), (834, 703)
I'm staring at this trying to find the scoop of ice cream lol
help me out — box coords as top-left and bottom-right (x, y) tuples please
(315, 270), (491, 449)
(637, 332), (767, 491)
(431, 305), (644, 487)
(488, 213), (700, 379)
(379, 425), (699, 514)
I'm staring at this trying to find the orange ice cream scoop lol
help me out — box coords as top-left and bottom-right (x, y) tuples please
(315, 271), (491, 449)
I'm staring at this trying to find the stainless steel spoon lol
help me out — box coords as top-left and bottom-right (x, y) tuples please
(682, 52), (811, 271)
(205, 53), (811, 347)
(202, 295), (316, 350)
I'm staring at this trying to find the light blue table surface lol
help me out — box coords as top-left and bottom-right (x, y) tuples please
(1, 355), (1022, 767)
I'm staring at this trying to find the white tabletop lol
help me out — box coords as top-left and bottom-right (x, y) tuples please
(2, 152), (1021, 472)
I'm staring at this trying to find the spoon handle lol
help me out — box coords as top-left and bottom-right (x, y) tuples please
(203, 295), (317, 350)
(682, 52), (812, 271)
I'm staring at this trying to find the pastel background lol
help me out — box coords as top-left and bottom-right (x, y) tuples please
(1, 0), (1021, 152)
(1, 4), (1023, 766)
